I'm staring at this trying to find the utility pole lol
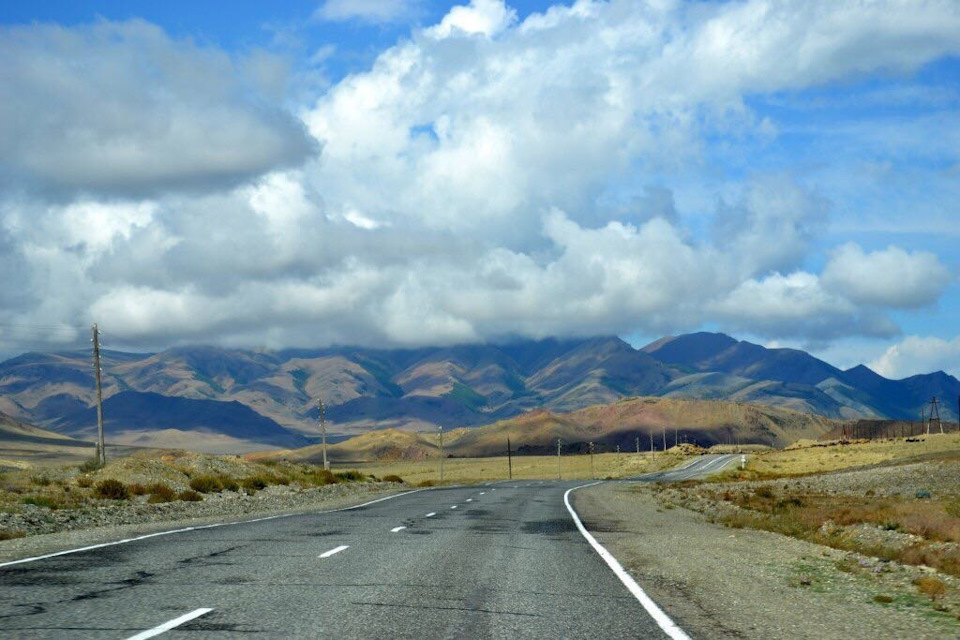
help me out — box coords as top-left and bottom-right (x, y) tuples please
(662, 428), (666, 452)
(616, 444), (621, 475)
(635, 436), (640, 454)
(674, 428), (678, 448)
(318, 397), (329, 470)
(438, 425), (444, 483)
(557, 438), (562, 480)
(91, 324), (105, 466)
(930, 397), (943, 434)
(589, 442), (595, 479)
(507, 436), (513, 480)
(649, 432), (654, 457)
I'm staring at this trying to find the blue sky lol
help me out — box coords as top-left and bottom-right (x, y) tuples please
(0, 0), (958, 378)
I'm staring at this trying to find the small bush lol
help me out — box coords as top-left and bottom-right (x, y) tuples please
(76, 475), (94, 488)
(0, 529), (26, 541)
(22, 495), (61, 509)
(31, 474), (51, 487)
(177, 489), (203, 502)
(306, 469), (336, 486)
(241, 475), (270, 492)
(383, 475), (404, 483)
(189, 475), (223, 493)
(219, 475), (240, 492)
(754, 486), (776, 499)
(914, 576), (947, 600)
(95, 479), (130, 500)
(129, 483), (149, 496)
(78, 458), (102, 473)
(874, 594), (894, 604)
(146, 483), (176, 503)
(416, 480), (435, 487)
(334, 470), (365, 482)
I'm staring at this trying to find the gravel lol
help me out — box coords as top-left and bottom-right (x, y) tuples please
(0, 481), (404, 563)
(574, 482), (960, 639)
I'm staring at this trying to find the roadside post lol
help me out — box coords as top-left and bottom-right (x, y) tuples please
(740, 454), (746, 470)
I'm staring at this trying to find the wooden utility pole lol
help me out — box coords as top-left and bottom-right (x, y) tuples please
(92, 324), (105, 466)
(649, 432), (654, 457)
(438, 425), (444, 483)
(318, 397), (329, 470)
(507, 436), (513, 480)
(557, 438), (562, 479)
(662, 428), (666, 452)
(589, 441), (595, 479)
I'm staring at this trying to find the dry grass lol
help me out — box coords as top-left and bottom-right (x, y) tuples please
(346, 450), (678, 485)
(735, 432), (960, 479)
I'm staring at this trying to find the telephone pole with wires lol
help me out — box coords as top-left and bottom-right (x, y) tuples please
(91, 324), (105, 466)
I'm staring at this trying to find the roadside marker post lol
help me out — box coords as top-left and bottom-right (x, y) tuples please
(740, 454), (746, 470)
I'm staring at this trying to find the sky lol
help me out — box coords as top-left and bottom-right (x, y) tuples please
(0, 0), (958, 379)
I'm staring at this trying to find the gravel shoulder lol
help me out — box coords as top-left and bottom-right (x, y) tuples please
(0, 481), (404, 564)
(574, 482), (959, 639)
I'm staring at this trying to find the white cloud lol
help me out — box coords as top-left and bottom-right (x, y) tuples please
(821, 243), (954, 308)
(0, 20), (314, 197)
(426, 0), (516, 39)
(3, 1), (960, 354)
(870, 335), (960, 379)
(314, 0), (419, 24)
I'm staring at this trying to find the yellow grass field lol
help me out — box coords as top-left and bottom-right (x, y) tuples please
(742, 432), (960, 478)
(347, 450), (681, 485)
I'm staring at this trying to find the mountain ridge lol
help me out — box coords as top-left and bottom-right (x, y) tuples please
(1, 333), (956, 452)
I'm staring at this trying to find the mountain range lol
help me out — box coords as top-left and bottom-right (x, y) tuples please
(0, 333), (956, 452)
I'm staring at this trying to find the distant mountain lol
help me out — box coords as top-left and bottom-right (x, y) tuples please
(1, 333), (957, 453)
(643, 332), (959, 422)
(268, 396), (836, 463)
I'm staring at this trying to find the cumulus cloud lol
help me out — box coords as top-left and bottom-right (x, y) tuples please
(870, 335), (960, 379)
(0, 20), (315, 197)
(821, 243), (954, 308)
(2, 1), (960, 355)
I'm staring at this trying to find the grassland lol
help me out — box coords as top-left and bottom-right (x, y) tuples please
(345, 450), (681, 485)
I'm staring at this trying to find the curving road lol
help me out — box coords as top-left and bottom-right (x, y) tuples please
(0, 482), (681, 639)
(629, 454), (740, 483)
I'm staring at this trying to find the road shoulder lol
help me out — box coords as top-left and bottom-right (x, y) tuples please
(574, 482), (958, 639)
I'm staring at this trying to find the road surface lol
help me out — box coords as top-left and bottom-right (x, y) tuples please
(0, 481), (681, 639)
(630, 454), (739, 482)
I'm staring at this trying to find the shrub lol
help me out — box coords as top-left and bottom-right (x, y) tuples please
(382, 475), (404, 483)
(241, 475), (270, 492)
(177, 489), (203, 502)
(219, 475), (240, 492)
(145, 483), (176, 503)
(306, 469), (336, 486)
(0, 529), (26, 541)
(78, 458), (102, 473)
(189, 475), (223, 493)
(913, 576), (947, 600)
(416, 480), (436, 487)
(95, 479), (130, 500)
(874, 594), (894, 604)
(22, 495), (61, 509)
(129, 483), (149, 496)
(31, 474), (51, 487)
(754, 486), (776, 499)
(334, 470), (365, 482)
(76, 475), (94, 488)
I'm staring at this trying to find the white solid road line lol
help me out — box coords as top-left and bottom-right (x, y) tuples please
(391, 526), (407, 533)
(319, 545), (350, 559)
(125, 608), (213, 640)
(565, 483), (691, 640)
(0, 488), (427, 570)
(426, 512), (437, 517)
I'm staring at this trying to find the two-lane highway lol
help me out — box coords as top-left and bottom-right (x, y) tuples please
(630, 454), (739, 482)
(0, 482), (683, 639)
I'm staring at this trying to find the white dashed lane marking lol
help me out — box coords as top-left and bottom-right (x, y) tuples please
(319, 545), (349, 559)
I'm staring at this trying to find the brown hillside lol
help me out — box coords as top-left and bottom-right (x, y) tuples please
(264, 397), (836, 463)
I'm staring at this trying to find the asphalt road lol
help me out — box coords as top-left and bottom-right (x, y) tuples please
(630, 454), (740, 482)
(0, 481), (678, 639)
